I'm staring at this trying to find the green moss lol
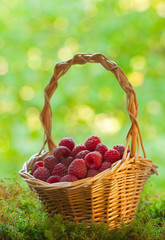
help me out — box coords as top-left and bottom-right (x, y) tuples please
(0, 178), (47, 240)
(0, 177), (164, 240)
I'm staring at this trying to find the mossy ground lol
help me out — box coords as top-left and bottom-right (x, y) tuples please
(0, 177), (164, 240)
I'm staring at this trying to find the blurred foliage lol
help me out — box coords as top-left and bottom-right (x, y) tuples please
(0, 0), (165, 195)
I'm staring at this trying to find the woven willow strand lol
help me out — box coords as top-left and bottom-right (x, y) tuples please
(40, 53), (144, 159)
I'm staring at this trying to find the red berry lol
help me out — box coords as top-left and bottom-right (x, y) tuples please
(60, 174), (78, 182)
(68, 159), (87, 179)
(47, 175), (61, 183)
(75, 150), (90, 159)
(59, 137), (75, 151)
(87, 169), (98, 178)
(84, 151), (103, 169)
(99, 162), (111, 172)
(43, 155), (58, 173)
(84, 135), (101, 151)
(95, 143), (108, 157)
(31, 161), (43, 174)
(53, 146), (71, 161)
(52, 163), (68, 177)
(104, 149), (121, 164)
(72, 144), (87, 158)
(61, 156), (74, 168)
(33, 167), (50, 181)
(113, 145), (129, 158)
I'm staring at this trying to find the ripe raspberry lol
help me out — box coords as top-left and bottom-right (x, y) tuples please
(87, 169), (98, 178)
(113, 144), (129, 158)
(60, 174), (78, 182)
(53, 146), (71, 161)
(33, 167), (50, 181)
(84, 151), (103, 169)
(68, 159), (87, 179)
(59, 137), (75, 151)
(104, 149), (121, 164)
(99, 162), (111, 172)
(95, 143), (108, 157)
(52, 163), (68, 177)
(47, 175), (61, 183)
(31, 161), (43, 174)
(84, 135), (101, 151)
(43, 155), (58, 173)
(75, 150), (90, 159)
(72, 144), (87, 158)
(61, 156), (74, 168)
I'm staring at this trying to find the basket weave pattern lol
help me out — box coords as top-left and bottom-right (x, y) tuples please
(19, 53), (158, 229)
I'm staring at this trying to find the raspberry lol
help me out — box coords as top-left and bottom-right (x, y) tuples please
(59, 137), (75, 151)
(99, 162), (111, 172)
(53, 146), (71, 161)
(61, 156), (74, 168)
(84, 151), (103, 169)
(104, 149), (121, 164)
(113, 145), (129, 158)
(87, 169), (98, 178)
(68, 159), (87, 179)
(31, 161), (43, 174)
(72, 144), (87, 158)
(47, 175), (61, 183)
(43, 155), (58, 173)
(33, 167), (50, 181)
(60, 174), (78, 182)
(95, 143), (108, 157)
(75, 150), (90, 159)
(84, 135), (101, 151)
(52, 163), (68, 177)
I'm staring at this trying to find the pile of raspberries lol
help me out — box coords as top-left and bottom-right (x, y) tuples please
(31, 136), (129, 183)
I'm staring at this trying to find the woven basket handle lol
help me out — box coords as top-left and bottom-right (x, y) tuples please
(40, 53), (146, 158)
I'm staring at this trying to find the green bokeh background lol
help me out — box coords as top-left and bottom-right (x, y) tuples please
(0, 0), (165, 196)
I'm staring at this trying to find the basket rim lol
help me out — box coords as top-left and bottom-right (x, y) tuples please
(19, 150), (158, 191)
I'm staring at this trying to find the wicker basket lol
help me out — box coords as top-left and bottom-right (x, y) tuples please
(19, 53), (158, 229)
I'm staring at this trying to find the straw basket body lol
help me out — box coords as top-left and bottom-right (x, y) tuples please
(19, 53), (158, 229)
